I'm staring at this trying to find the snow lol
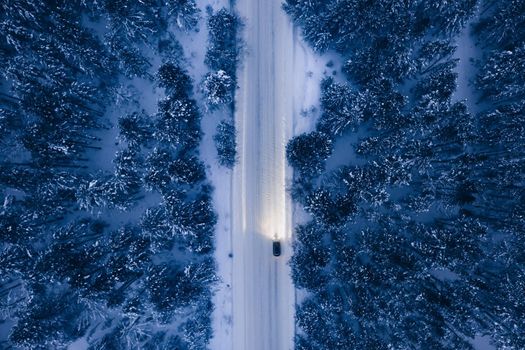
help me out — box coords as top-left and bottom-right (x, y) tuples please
(225, 3), (502, 349)
(5, 2), (497, 349)
(451, 9), (484, 115)
(287, 15), (347, 317)
(0, 319), (15, 347)
(164, 0), (236, 349)
(64, 49), (166, 350)
(231, 0), (295, 348)
(324, 126), (368, 172)
(472, 334), (497, 350)
(292, 47), (342, 136)
(65, 6), (232, 348)
(229, 0), (334, 348)
(83, 2), (238, 347)
(68, 337), (89, 350)
(429, 268), (460, 282)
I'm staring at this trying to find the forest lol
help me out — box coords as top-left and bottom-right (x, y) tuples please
(285, 0), (525, 349)
(0, 1), (240, 349)
(1, 0), (524, 348)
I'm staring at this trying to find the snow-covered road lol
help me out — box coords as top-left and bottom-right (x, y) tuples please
(231, 0), (296, 349)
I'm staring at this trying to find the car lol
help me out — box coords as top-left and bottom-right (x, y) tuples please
(272, 241), (281, 256)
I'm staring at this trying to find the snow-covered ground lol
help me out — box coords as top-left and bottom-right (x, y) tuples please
(452, 10), (484, 116)
(231, 0), (295, 348)
(67, 2), (235, 348)
(168, 1), (236, 349)
(289, 18), (340, 312)
(229, 0), (331, 349)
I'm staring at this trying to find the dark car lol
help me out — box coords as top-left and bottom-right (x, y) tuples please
(272, 241), (281, 256)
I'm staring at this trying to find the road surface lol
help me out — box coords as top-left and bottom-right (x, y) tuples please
(231, 0), (295, 349)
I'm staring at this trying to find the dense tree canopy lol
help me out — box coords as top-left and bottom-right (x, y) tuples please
(0, 1), (221, 348)
(286, 131), (333, 178)
(286, 0), (525, 348)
